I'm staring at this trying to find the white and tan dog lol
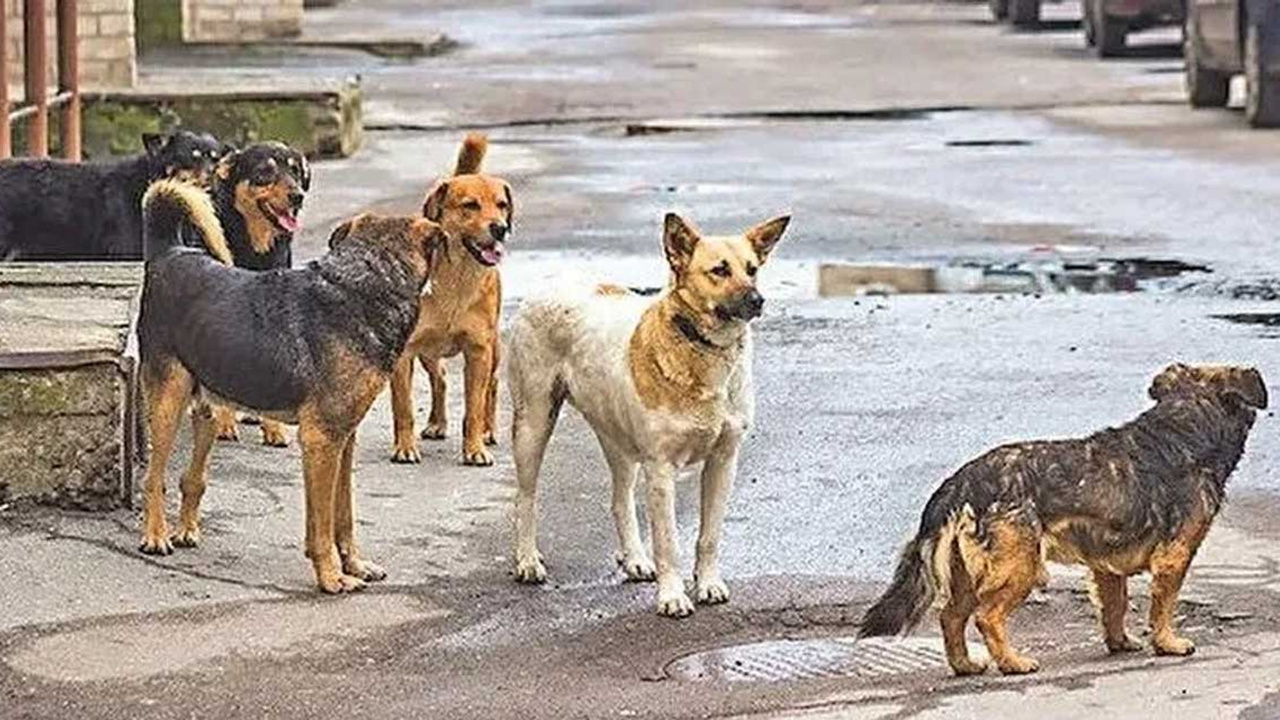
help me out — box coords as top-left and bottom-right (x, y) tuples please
(507, 212), (790, 617)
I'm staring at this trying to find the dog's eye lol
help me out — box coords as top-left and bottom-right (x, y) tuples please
(746, 264), (757, 277)
(192, 150), (203, 159)
(709, 262), (731, 279)
(496, 201), (509, 211)
(462, 199), (482, 211)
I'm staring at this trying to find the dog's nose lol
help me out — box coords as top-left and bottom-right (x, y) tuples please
(489, 222), (508, 242)
(744, 288), (765, 318)
(288, 191), (305, 210)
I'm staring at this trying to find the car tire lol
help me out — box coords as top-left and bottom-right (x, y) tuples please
(1009, 0), (1040, 28)
(1093, 0), (1127, 58)
(1185, 11), (1231, 107)
(1245, 23), (1280, 127)
(991, 0), (1009, 21)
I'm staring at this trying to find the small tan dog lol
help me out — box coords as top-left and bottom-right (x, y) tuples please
(507, 212), (790, 617)
(389, 134), (509, 466)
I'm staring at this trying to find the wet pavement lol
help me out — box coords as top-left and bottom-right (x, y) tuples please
(6, 0), (1280, 718)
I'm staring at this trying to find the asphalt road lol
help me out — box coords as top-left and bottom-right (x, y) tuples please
(5, 1), (1280, 718)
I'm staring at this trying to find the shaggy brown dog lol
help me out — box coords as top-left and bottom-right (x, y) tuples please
(859, 364), (1266, 676)
(389, 133), (510, 466)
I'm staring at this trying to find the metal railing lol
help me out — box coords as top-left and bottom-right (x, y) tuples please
(1, 0), (80, 160)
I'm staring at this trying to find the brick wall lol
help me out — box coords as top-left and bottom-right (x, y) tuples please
(182, 0), (302, 42)
(3, 0), (136, 92)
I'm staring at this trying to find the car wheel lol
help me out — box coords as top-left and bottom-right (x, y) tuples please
(1185, 10), (1231, 107)
(1245, 23), (1280, 127)
(990, 0), (1009, 21)
(1009, 0), (1040, 28)
(1094, 0), (1127, 58)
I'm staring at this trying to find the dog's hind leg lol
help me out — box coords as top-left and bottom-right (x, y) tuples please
(510, 373), (565, 584)
(1148, 518), (1211, 656)
(1090, 570), (1142, 653)
(646, 462), (694, 618)
(483, 338), (500, 447)
(172, 403), (216, 548)
(335, 433), (386, 583)
(972, 516), (1042, 674)
(212, 405), (240, 441)
(390, 354), (422, 463)
(693, 433), (740, 605)
(461, 342), (497, 466)
(421, 356), (448, 441)
(940, 548), (987, 676)
(602, 439), (652, 582)
(299, 421), (363, 594)
(139, 360), (195, 556)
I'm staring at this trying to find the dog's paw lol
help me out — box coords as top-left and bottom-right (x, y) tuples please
(391, 444), (422, 464)
(214, 423), (240, 442)
(343, 557), (387, 582)
(171, 526), (201, 549)
(656, 591), (695, 619)
(139, 533), (174, 556)
(617, 553), (657, 582)
(514, 553), (547, 584)
(462, 448), (494, 467)
(1106, 633), (1143, 654)
(949, 658), (989, 677)
(421, 423), (447, 441)
(995, 654), (1039, 675)
(260, 425), (289, 448)
(318, 573), (368, 594)
(1154, 635), (1196, 657)
(695, 577), (730, 605)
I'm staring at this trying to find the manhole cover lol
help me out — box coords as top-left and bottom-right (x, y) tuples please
(666, 637), (986, 683)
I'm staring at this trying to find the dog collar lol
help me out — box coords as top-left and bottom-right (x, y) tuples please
(673, 314), (720, 350)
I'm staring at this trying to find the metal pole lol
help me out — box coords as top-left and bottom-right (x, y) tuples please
(24, 0), (48, 157)
(56, 0), (77, 160)
(1, 1), (11, 158)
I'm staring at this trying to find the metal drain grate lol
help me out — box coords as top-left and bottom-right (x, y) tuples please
(666, 637), (986, 683)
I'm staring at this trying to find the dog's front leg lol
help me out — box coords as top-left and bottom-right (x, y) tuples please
(335, 433), (386, 583)
(461, 341), (496, 466)
(646, 462), (694, 618)
(300, 423), (363, 594)
(694, 435), (739, 605)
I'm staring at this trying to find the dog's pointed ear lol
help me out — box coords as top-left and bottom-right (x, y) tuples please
(423, 182), (449, 222)
(1225, 367), (1268, 409)
(328, 215), (362, 250)
(745, 215), (790, 263)
(663, 213), (701, 276)
(502, 182), (514, 226)
(1148, 363), (1191, 402)
(142, 133), (166, 157)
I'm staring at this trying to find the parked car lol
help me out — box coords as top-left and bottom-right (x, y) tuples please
(1184, 0), (1280, 126)
(1083, 0), (1186, 57)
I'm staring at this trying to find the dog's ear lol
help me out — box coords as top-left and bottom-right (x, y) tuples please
(502, 182), (514, 226)
(423, 182), (449, 222)
(1224, 367), (1268, 409)
(744, 215), (791, 263)
(142, 133), (167, 158)
(1148, 363), (1192, 402)
(663, 213), (701, 276)
(328, 216), (361, 250)
(297, 153), (312, 192)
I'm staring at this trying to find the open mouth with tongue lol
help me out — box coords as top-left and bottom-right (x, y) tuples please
(259, 199), (301, 235)
(462, 236), (505, 266)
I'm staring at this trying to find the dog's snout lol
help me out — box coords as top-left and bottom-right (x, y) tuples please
(744, 288), (764, 318)
(489, 222), (508, 242)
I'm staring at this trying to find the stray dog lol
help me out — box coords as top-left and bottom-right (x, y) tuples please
(507, 213), (790, 616)
(859, 363), (1267, 675)
(0, 131), (226, 260)
(389, 133), (509, 466)
(207, 141), (311, 448)
(136, 180), (443, 593)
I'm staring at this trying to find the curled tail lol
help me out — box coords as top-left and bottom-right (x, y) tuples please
(142, 179), (231, 265)
(858, 485), (974, 639)
(454, 133), (488, 175)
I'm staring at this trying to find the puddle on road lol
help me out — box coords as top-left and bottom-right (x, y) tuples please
(666, 636), (985, 683)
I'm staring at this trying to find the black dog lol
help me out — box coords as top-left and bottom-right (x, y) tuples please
(136, 179), (443, 593)
(0, 131), (227, 261)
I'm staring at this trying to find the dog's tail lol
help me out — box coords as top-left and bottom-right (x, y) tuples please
(454, 133), (488, 175)
(858, 480), (976, 639)
(142, 179), (232, 265)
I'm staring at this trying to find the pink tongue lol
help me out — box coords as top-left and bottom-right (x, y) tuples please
(480, 243), (505, 265)
(276, 210), (301, 234)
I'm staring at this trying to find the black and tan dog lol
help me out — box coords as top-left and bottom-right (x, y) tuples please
(860, 363), (1266, 675)
(0, 131), (226, 261)
(389, 133), (510, 466)
(206, 141), (311, 447)
(136, 180), (443, 593)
